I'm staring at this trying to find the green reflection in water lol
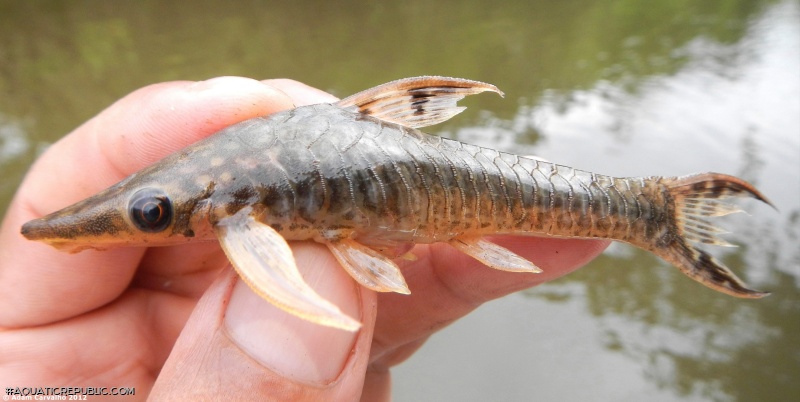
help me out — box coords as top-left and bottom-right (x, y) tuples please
(0, 0), (796, 401)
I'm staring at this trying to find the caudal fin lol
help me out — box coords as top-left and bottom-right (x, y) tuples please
(655, 173), (773, 298)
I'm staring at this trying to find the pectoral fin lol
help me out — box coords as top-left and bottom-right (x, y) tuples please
(336, 76), (504, 129)
(449, 236), (542, 273)
(326, 239), (410, 294)
(215, 208), (361, 331)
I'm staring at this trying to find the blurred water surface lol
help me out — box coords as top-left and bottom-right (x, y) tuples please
(1, 1), (797, 401)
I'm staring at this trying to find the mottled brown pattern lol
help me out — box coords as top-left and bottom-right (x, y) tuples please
(236, 105), (678, 250)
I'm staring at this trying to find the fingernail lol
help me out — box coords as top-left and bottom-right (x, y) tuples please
(223, 244), (361, 385)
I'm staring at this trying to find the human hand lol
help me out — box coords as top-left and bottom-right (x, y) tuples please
(0, 77), (609, 401)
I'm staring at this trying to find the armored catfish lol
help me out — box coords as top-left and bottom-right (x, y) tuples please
(21, 77), (772, 331)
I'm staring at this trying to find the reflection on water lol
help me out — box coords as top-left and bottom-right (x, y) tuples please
(1, 0), (797, 401)
(530, 248), (799, 401)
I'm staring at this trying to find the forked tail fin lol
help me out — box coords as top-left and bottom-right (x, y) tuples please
(655, 173), (773, 298)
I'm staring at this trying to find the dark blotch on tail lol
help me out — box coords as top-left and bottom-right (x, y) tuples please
(676, 174), (774, 207)
(694, 247), (769, 297)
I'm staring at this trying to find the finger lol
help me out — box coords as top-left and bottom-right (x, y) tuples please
(370, 236), (609, 367)
(0, 77), (296, 328)
(263, 78), (340, 105)
(0, 286), (193, 392)
(150, 242), (378, 401)
(132, 241), (232, 299)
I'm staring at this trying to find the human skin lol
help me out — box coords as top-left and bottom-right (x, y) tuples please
(0, 77), (609, 401)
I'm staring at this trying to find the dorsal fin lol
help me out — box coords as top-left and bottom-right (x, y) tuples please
(335, 76), (504, 129)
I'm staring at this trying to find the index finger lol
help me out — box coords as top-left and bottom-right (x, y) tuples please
(0, 77), (300, 328)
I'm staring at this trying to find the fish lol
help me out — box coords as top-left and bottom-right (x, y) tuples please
(20, 76), (773, 331)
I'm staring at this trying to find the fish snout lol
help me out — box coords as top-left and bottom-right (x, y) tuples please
(20, 200), (132, 251)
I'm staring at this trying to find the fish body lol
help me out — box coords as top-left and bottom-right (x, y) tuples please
(21, 77), (772, 330)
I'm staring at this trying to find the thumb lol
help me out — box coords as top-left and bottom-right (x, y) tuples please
(150, 242), (377, 401)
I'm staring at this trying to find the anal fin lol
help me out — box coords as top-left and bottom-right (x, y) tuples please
(449, 236), (542, 273)
(215, 208), (361, 331)
(326, 238), (410, 294)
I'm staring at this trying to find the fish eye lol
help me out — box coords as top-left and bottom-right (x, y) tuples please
(128, 188), (172, 233)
